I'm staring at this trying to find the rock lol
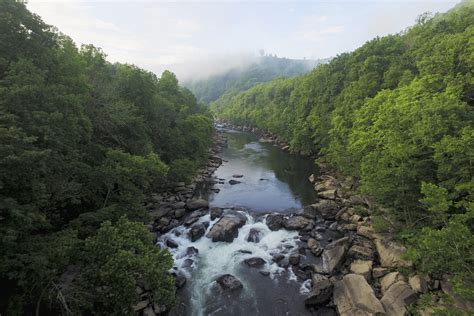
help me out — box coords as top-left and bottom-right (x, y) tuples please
(307, 238), (323, 256)
(166, 239), (178, 248)
(380, 281), (417, 316)
(283, 216), (312, 230)
(216, 274), (243, 292)
(272, 254), (285, 263)
(185, 246), (199, 256)
(184, 217), (199, 226)
(175, 274), (187, 289)
(308, 174), (316, 183)
(174, 208), (186, 218)
(243, 257), (266, 267)
(348, 244), (374, 260)
(318, 189), (336, 200)
(333, 274), (385, 316)
(232, 174), (244, 178)
(312, 200), (339, 220)
(171, 201), (186, 209)
(409, 275), (428, 294)
(143, 306), (156, 316)
(372, 267), (389, 278)
(381, 272), (406, 294)
(246, 228), (262, 243)
(206, 214), (246, 242)
(186, 199), (209, 211)
(314, 237), (348, 275)
(266, 214), (284, 231)
(350, 260), (373, 280)
(210, 207), (223, 220)
(357, 225), (376, 239)
(229, 179), (241, 185)
(259, 271), (270, 276)
(182, 258), (194, 269)
(133, 300), (149, 312)
(189, 223), (206, 242)
(289, 253), (300, 265)
(375, 237), (412, 268)
(305, 274), (333, 306)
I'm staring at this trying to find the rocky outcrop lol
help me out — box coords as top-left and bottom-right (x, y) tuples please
(314, 237), (348, 275)
(206, 214), (246, 242)
(333, 274), (385, 316)
(216, 274), (243, 291)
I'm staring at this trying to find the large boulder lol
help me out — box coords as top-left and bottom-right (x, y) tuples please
(409, 275), (428, 294)
(216, 274), (243, 292)
(333, 274), (385, 316)
(265, 214), (284, 231)
(210, 207), (223, 220)
(314, 237), (348, 275)
(247, 228), (262, 243)
(243, 257), (266, 267)
(375, 237), (412, 268)
(189, 223), (206, 242)
(350, 260), (373, 280)
(206, 214), (246, 242)
(283, 216), (312, 231)
(318, 189), (337, 200)
(312, 200), (339, 220)
(380, 281), (417, 316)
(186, 199), (209, 211)
(305, 274), (333, 307)
(381, 272), (406, 294)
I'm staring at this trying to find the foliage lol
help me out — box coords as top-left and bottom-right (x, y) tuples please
(0, 1), (212, 313)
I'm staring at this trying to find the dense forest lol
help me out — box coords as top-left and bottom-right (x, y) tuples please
(0, 0), (213, 314)
(185, 55), (327, 104)
(213, 0), (474, 307)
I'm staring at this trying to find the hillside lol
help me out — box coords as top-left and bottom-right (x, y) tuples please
(185, 55), (328, 104)
(212, 1), (474, 311)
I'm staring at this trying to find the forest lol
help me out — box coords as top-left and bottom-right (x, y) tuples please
(213, 0), (474, 306)
(0, 0), (213, 314)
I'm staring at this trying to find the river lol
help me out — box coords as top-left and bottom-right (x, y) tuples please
(160, 129), (332, 316)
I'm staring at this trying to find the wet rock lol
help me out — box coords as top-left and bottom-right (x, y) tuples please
(243, 257), (266, 267)
(283, 216), (312, 230)
(305, 274), (333, 307)
(166, 239), (178, 248)
(259, 271), (270, 276)
(229, 179), (241, 185)
(381, 272), (406, 294)
(174, 208), (186, 218)
(237, 249), (252, 254)
(232, 174), (244, 178)
(206, 214), (246, 242)
(289, 253), (300, 265)
(375, 237), (412, 268)
(186, 199), (209, 211)
(380, 281), (417, 316)
(184, 217), (199, 226)
(247, 228), (262, 243)
(312, 200), (339, 220)
(210, 207), (223, 220)
(314, 237), (348, 275)
(175, 274), (187, 289)
(333, 274), (385, 316)
(266, 214), (284, 231)
(216, 274), (243, 292)
(272, 254), (285, 263)
(185, 246), (199, 256)
(189, 223), (206, 242)
(182, 258), (194, 269)
(350, 260), (373, 280)
(409, 275), (428, 294)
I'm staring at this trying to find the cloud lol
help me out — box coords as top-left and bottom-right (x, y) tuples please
(320, 25), (344, 34)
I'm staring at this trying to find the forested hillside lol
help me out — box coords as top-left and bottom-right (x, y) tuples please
(185, 55), (327, 104)
(213, 0), (474, 306)
(0, 1), (212, 314)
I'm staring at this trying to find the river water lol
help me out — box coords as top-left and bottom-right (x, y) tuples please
(161, 129), (324, 316)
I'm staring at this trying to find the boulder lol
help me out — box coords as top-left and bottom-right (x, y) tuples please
(305, 274), (333, 306)
(143, 306), (156, 316)
(174, 208), (186, 218)
(175, 274), (187, 289)
(133, 300), (149, 312)
(312, 200), (339, 220)
(350, 260), (373, 280)
(229, 179), (241, 185)
(243, 257), (266, 267)
(380, 281), (417, 316)
(216, 274), (243, 292)
(381, 272), (406, 294)
(232, 174), (244, 178)
(318, 189), (336, 200)
(206, 214), (246, 242)
(189, 223), (206, 242)
(186, 199), (209, 211)
(171, 201), (186, 209)
(246, 228), (262, 243)
(283, 216), (312, 230)
(266, 214), (284, 231)
(166, 239), (178, 248)
(348, 244), (374, 261)
(409, 275), (428, 294)
(272, 254), (285, 263)
(289, 253), (300, 265)
(210, 207), (223, 220)
(314, 237), (348, 275)
(307, 238), (323, 256)
(333, 274), (385, 316)
(372, 267), (389, 279)
(357, 225), (376, 239)
(375, 238), (412, 268)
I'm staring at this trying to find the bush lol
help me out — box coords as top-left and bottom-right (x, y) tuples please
(167, 158), (197, 184)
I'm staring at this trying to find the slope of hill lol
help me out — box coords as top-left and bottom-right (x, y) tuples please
(185, 55), (329, 104)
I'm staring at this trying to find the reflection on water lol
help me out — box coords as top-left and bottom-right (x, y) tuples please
(206, 130), (318, 212)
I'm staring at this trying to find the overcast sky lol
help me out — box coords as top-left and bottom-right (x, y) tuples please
(28, 0), (459, 81)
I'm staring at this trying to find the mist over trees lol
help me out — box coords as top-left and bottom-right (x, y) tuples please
(213, 0), (474, 307)
(0, 0), (212, 313)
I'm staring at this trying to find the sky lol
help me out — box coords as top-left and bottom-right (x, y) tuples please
(27, 0), (460, 81)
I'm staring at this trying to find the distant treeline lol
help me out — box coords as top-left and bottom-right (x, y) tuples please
(213, 1), (474, 309)
(0, 0), (212, 314)
(186, 55), (328, 104)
